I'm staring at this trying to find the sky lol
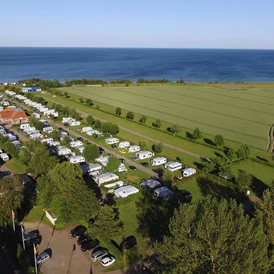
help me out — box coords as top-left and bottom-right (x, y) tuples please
(1, 0), (274, 49)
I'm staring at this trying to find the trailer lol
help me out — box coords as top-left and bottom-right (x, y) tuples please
(140, 179), (161, 189)
(20, 123), (30, 130)
(128, 145), (140, 153)
(154, 186), (174, 200)
(117, 163), (127, 173)
(43, 127), (54, 134)
(151, 157), (167, 166)
(182, 168), (197, 177)
(69, 155), (85, 164)
(114, 185), (139, 198)
(0, 153), (9, 161)
(69, 120), (81, 126)
(136, 151), (154, 160)
(69, 140), (83, 148)
(86, 129), (101, 136)
(105, 137), (119, 145)
(41, 138), (53, 144)
(49, 141), (60, 147)
(56, 146), (72, 156)
(165, 161), (182, 172)
(81, 163), (102, 174)
(95, 155), (109, 166)
(118, 141), (130, 149)
(95, 173), (119, 186)
(81, 126), (92, 132)
(62, 117), (73, 123)
(77, 146), (85, 153)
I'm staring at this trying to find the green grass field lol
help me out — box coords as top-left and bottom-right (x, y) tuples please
(59, 85), (274, 150)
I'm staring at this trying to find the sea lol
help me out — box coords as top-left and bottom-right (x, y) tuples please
(0, 47), (274, 83)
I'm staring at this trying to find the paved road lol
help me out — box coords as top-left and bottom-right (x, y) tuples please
(45, 97), (203, 159)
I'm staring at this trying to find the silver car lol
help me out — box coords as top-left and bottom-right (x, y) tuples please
(37, 251), (51, 264)
(91, 249), (108, 262)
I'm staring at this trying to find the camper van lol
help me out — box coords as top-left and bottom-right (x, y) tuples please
(151, 157), (167, 166)
(69, 155), (85, 164)
(69, 140), (83, 148)
(95, 173), (119, 186)
(182, 168), (197, 177)
(136, 151), (154, 160)
(114, 185), (139, 198)
(81, 127), (92, 132)
(165, 161), (182, 172)
(105, 137), (119, 145)
(128, 145), (140, 153)
(118, 141), (130, 149)
(20, 123), (30, 130)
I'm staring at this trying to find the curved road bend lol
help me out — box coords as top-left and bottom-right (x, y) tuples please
(45, 97), (203, 159)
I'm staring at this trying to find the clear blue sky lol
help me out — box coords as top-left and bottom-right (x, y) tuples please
(2, 0), (273, 49)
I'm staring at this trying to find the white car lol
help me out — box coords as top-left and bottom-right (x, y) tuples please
(91, 248), (108, 262)
(36, 251), (51, 264)
(101, 255), (115, 267)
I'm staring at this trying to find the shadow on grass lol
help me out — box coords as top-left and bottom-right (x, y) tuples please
(256, 156), (269, 163)
(204, 138), (215, 146)
(186, 132), (193, 139)
(197, 175), (247, 203)
(250, 175), (270, 198)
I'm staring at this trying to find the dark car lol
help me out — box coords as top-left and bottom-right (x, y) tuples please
(119, 158), (125, 163)
(153, 168), (164, 177)
(111, 144), (117, 149)
(77, 136), (84, 141)
(120, 236), (137, 250)
(81, 240), (99, 252)
(23, 230), (40, 242)
(25, 235), (42, 247)
(58, 127), (64, 131)
(128, 165), (137, 171)
(180, 190), (192, 200)
(69, 225), (87, 238)
(17, 128), (23, 132)
(140, 162), (149, 167)
(86, 141), (91, 145)
(77, 235), (91, 245)
(98, 147), (105, 154)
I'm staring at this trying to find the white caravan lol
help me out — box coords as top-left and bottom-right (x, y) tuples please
(182, 168), (197, 177)
(95, 173), (119, 186)
(136, 151), (154, 160)
(69, 140), (83, 148)
(86, 130), (101, 136)
(0, 153), (9, 161)
(69, 155), (85, 164)
(41, 138), (53, 144)
(128, 145), (140, 153)
(81, 126), (92, 132)
(151, 157), (167, 166)
(114, 185), (139, 198)
(20, 123), (30, 130)
(118, 141), (130, 149)
(105, 137), (119, 145)
(56, 146), (72, 156)
(69, 120), (81, 126)
(165, 161), (182, 172)
(62, 117), (73, 123)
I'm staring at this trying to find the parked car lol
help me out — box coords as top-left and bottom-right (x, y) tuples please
(153, 168), (164, 177)
(119, 158), (125, 163)
(36, 251), (51, 264)
(180, 190), (192, 200)
(69, 225), (86, 238)
(111, 144), (118, 149)
(128, 165), (137, 171)
(91, 248), (108, 262)
(58, 127), (64, 131)
(77, 136), (84, 141)
(107, 153), (113, 157)
(25, 235), (42, 247)
(98, 147), (105, 154)
(140, 162), (149, 167)
(77, 235), (90, 245)
(81, 240), (99, 252)
(101, 255), (116, 267)
(24, 230), (40, 242)
(120, 236), (137, 250)
(173, 176), (183, 182)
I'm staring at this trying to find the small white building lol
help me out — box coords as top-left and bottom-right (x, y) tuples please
(151, 157), (167, 166)
(114, 185), (139, 198)
(95, 173), (119, 186)
(182, 168), (197, 177)
(136, 151), (154, 160)
(81, 126), (92, 132)
(118, 141), (130, 149)
(69, 140), (83, 148)
(105, 137), (119, 145)
(69, 155), (85, 164)
(128, 145), (140, 153)
(165, 161), (182, 172)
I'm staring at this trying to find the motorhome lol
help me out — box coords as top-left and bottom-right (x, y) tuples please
(81, 127), (92, 132)
(69, 155), (85, 164)
(136, 151), (154, 160)
(128, 145), (140, 153)
(151, 157), (167, 166)
(105, 137), (119, 145)
(69, 140), (83, 148)
(118, 141), (130, 149)
(164, 161), (183, 172)
(182, 168), (197, 177)
(154, 187), (174, 200)
(20, 123), (30, 130)
(114, 185), (139, 198)
(95, 173), (119, 186)
(56, 146), (72, 156)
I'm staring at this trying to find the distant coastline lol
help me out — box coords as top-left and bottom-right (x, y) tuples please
(1, 47), (274, 83)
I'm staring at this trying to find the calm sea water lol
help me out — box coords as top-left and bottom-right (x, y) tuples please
(0, 47), (274, 83)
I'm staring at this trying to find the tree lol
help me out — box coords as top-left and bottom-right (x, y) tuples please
(87, 115), (94, 126)
(49, 130), (60, 141)
(83, 144), (100, 162)
(79, 98), (84, 103)
(171, 123), (181, 136)
(63, 91), (69, 98)
(155, 196), (271, 274)
(94, 120), (102, 129)
(105, 157), (121, 172)
(86, 98), (93, 106)
(237, 144), (251, 159)
(152, 143), (163, 154)
(102, 122), (112, 133)
(126, 111), (134, 120)
(153, 119), (162, 128)
(109, 124), (119, 135)
(35, 121), (45, 131)
(0, 176), (23, 227)
(28, 116), (37, 126)
(115, 107), (122, 116)
(139, 115), (147, 124)
(192, 127), (202, 140)
(214, 134), (225, 147)
(236, 169), (252, 191)
(88, 206), (123, 241)
(139, 140), (148, 150)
